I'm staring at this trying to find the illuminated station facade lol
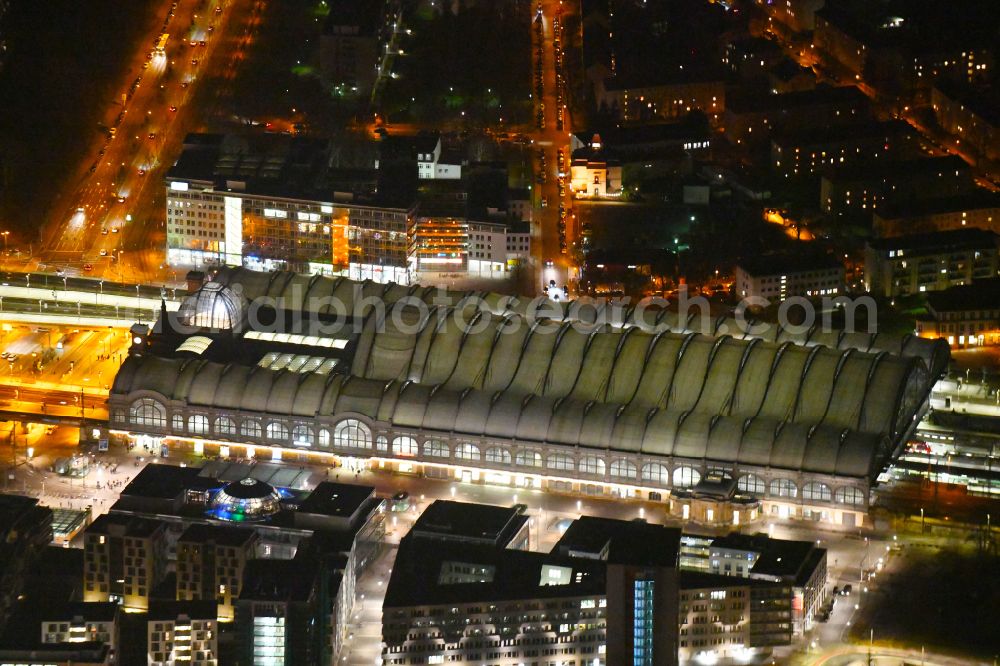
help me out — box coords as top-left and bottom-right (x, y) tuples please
(110, 267), (948, 529)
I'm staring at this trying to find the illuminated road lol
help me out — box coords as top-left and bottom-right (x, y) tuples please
(39, 0), (251, 283)
(530, 0), (578, 294)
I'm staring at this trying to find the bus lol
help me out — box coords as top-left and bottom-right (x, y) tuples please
(154, 32), (169, 54)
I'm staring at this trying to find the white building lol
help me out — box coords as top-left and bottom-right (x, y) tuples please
(415, 135), (462, 180)
(570, 134), (623, 198)
(146, 601), (218, 666)
(736, 253), (845, 302)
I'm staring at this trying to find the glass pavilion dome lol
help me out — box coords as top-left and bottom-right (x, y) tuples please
(178, 281), (244, 330)
(207, 478), (283, 522)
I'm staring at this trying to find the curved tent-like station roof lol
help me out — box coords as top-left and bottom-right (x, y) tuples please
(113, 269), (947, 483)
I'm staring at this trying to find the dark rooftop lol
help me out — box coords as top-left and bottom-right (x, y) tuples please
(554, 516), (681, 567)
(874, 192), (1000, 219)
(770, 120), (911, 147)
(121, 463), (212, 500)
(240, 558), (318, 603)
(412, 500), (527, 547)
(726, 85), (868, 115)
(296, 482), (375, 521)
(822, 155), (970, 182)
(384, 534), (606, 608)
(867, 227), (999, 252)
(39, 601), (119, 623)
(178, 523), (257, 548)
(926, 278), (1000, 314)
(86, 513), (165, 539)
(737, 251), (844, 278)
(146, 600), (218, 622)
(710, 533), (825, 584)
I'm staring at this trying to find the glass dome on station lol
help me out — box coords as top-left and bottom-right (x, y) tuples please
(207, 478), (282, 522)
(178, 281), (244, 330)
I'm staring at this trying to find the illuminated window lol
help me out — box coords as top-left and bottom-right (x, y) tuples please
(215, 416), (237, 436)
(515, 450), (542, 467)
(454, 443), (481, 461)
(579, 456), (606, 476)
(672, 466), (701, 488)
(641, 463), (669, 485)
(834, 486), (865, 506)
(609, 459), (638, 479)
(485, 447), (512, 465)
(802, 482), (832, 502)
(318, 429), (331, 447)
(129, 398), (166, 427)
(423, 440), (450, 458)
(392, 436), (419, 457)
(188, 414), (209, 435)
(769, 478), (797, 498)
(334, 419), (371, 449)
(292, 425), (314, 447)
(265, 422), (289, 441)
(737, 474), (766, 496)
(547, 453), (575, 471)
(240, 420), (262, 438)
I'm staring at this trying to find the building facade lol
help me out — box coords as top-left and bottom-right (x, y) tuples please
(864, 228), (1000, 297)
(82, 514), (168, 611)
(147, 601), (219, 666)
(736, 253), (845, 302)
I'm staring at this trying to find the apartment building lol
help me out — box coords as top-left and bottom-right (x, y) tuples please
(40, 602), (118, 649)
(736, 252), (845, 302)
(146, 601), (219, 666)
(771, 121), (916, 179)
(864, 228), (1000, 297)
(917, 278), (1000, 348)
(176, 524), (257, 622)
(83, 514), (168, 612)
(873, 193), (1000, 238)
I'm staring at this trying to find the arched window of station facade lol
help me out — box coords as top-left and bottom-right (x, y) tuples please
(129, 399), (166, 427)
(266, 422), (289, 441)
(672, 466), (701, 488)
(423, 440), (450, 458)
(455, 443), (481, 461)
(769, 478), (798, 498)
(546, 453), (575, 472)
(485, 447), (512, 465)
(188, 415), (209, 435)
(334, 420), (372, 450)
(737, 474), (766, 496)
(215, 416), (237, 436)
(802, 482), (832, 503)
(241, 420), (262, 439)
(641, 463), (669, 485)
(515, 450), (542, 467)
(292, 425), (315, 447)
(579, 456), (606, 476)
(392, 436), (419, 457)
(609, 459), (638, 479)
(834, 486), (866, 506)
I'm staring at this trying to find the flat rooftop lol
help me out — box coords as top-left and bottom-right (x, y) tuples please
(868, 227), (999, 253)
(177, 523), (257, 548)
(296, 481), (375, 521)
(385, 534), (606, 608)
(738, 251), (843, 278)
(554, 516), (681, 567)
(412, 500), (527, 547)
(926, 278), (1000, 313)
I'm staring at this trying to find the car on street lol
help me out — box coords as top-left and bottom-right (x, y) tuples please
(83, 264), (94, 272)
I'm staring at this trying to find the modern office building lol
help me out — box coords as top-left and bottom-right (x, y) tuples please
(704, 534), (827, 634)
(410, 500), (530, 549)
(165, 133), (411, 282)
(864, 228), (1000, 297)
(110, 266), (949, 527)
(384, 509), (681, 666)
(678, 571), (792, 664)
(82, 514), (169, 612)
(736, 252), (845, 302)
(234, 557), (323, 666)
(916, 278), (1000, 348)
